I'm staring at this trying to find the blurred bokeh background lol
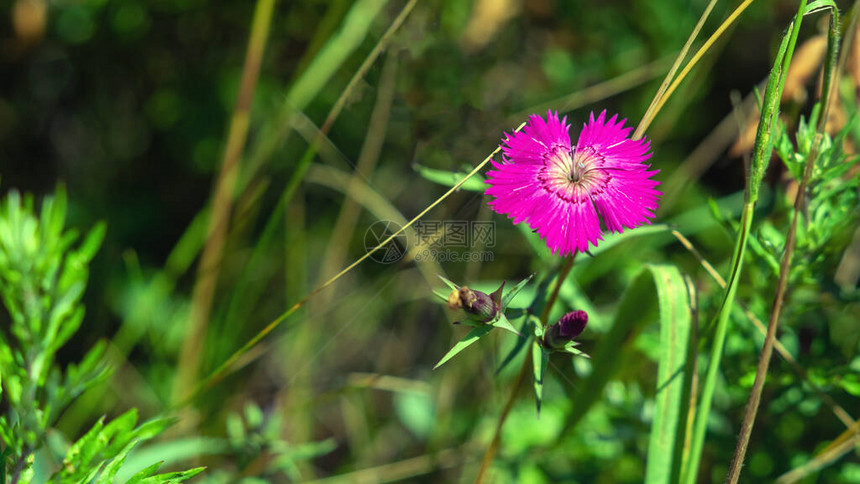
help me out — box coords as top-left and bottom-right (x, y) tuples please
(2, 0), (859, 482)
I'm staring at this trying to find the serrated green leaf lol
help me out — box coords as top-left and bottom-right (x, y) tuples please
(46, 280), (85, 342)
(51, 306), (86, 354)
(60, 415), (106, 479)
(115, 437), (228, 482)
(64, 341), (111, 402)
(102, 409), (140, 456)
(434, 325), (494, 369)
(97, 439), (139, 484)
(413, 163), (486, 192)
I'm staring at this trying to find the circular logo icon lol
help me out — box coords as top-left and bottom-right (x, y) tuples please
(364, 220), (407, 264)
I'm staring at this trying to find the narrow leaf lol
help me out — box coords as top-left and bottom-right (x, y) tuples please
(436, 275), (459, 291)
(495, 315), (533, 375)
(645, 270), (694, 484)
(77, 221), (107, 263)
(414, 163), (487, 192)
(588, 224), (669, 257)
(532, 341), (548, 416)
(125, 462), (164, 483)
(563, 263), (695, 478)
(434, 325), (494, 369)
(491, 314), (522, 336)
(138, 467), (206, 483)
(502, 274), (535, 308)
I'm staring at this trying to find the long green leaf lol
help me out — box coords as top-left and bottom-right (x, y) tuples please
(502, 274), (535, 308)
(491, 314), (522, 336)
(644, 270), (694, 484)
(588, 224), (670, 257)
(495, 314), (534, 375)
(413, 164), (487, 192)
(532, 341), (548, 416)
(434, 325), (494, 369)
(562, 265), (694, 447)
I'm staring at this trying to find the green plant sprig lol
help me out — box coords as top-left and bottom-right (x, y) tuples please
(0, 189), (202, 483)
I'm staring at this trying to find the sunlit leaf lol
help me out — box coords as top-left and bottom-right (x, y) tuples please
(434, 325), (494, 369)
(502, 274), (535, 308)
(414, 163), (487, 192)
(532, 341), (548, 416)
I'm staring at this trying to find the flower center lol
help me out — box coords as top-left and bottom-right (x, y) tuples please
(538, 146), (607, 203)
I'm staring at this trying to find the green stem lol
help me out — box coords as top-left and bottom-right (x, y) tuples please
(474, 255), (576, 484)
(681, 202), (752, 484)
(727, 5), (839, 482)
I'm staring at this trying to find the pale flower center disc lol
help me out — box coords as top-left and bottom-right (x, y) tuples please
(538, 146), (608, 203)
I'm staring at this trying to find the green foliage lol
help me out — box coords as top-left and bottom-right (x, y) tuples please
(773, 106), (860, 281)
(0, 189), (200, 483)
(51, 410), (203, 484)
(3, 0), (859, 482)
(434, 275), (533, 369)
(531, 338), (548, 416)
(414, 163), (487, 192)
(433, 325), (495, 370)
(644, 267), (693, 484)
(197, 403), (335, 483)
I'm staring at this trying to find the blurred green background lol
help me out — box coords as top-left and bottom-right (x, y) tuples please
(2, 0), (859, 482)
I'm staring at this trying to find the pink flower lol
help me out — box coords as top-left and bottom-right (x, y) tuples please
(485, 110), (661, 256)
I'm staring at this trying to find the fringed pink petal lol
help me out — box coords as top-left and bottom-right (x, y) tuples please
(485, 110), (660, 256)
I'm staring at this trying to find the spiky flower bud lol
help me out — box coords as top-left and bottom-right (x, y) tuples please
(447, 285), (502, 323)
(544, 310), (588, 349)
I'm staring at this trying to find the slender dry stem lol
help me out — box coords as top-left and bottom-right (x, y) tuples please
(173, 0), (276, 406)
(727, 7), (841, 480)
(634, 0), (718, 139)
(643, 0), (760, 138)
(672, 230), (856, 428)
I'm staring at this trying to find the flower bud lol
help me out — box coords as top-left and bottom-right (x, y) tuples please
(544, 310), (588, 349)
(447, 286), (501, 323)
